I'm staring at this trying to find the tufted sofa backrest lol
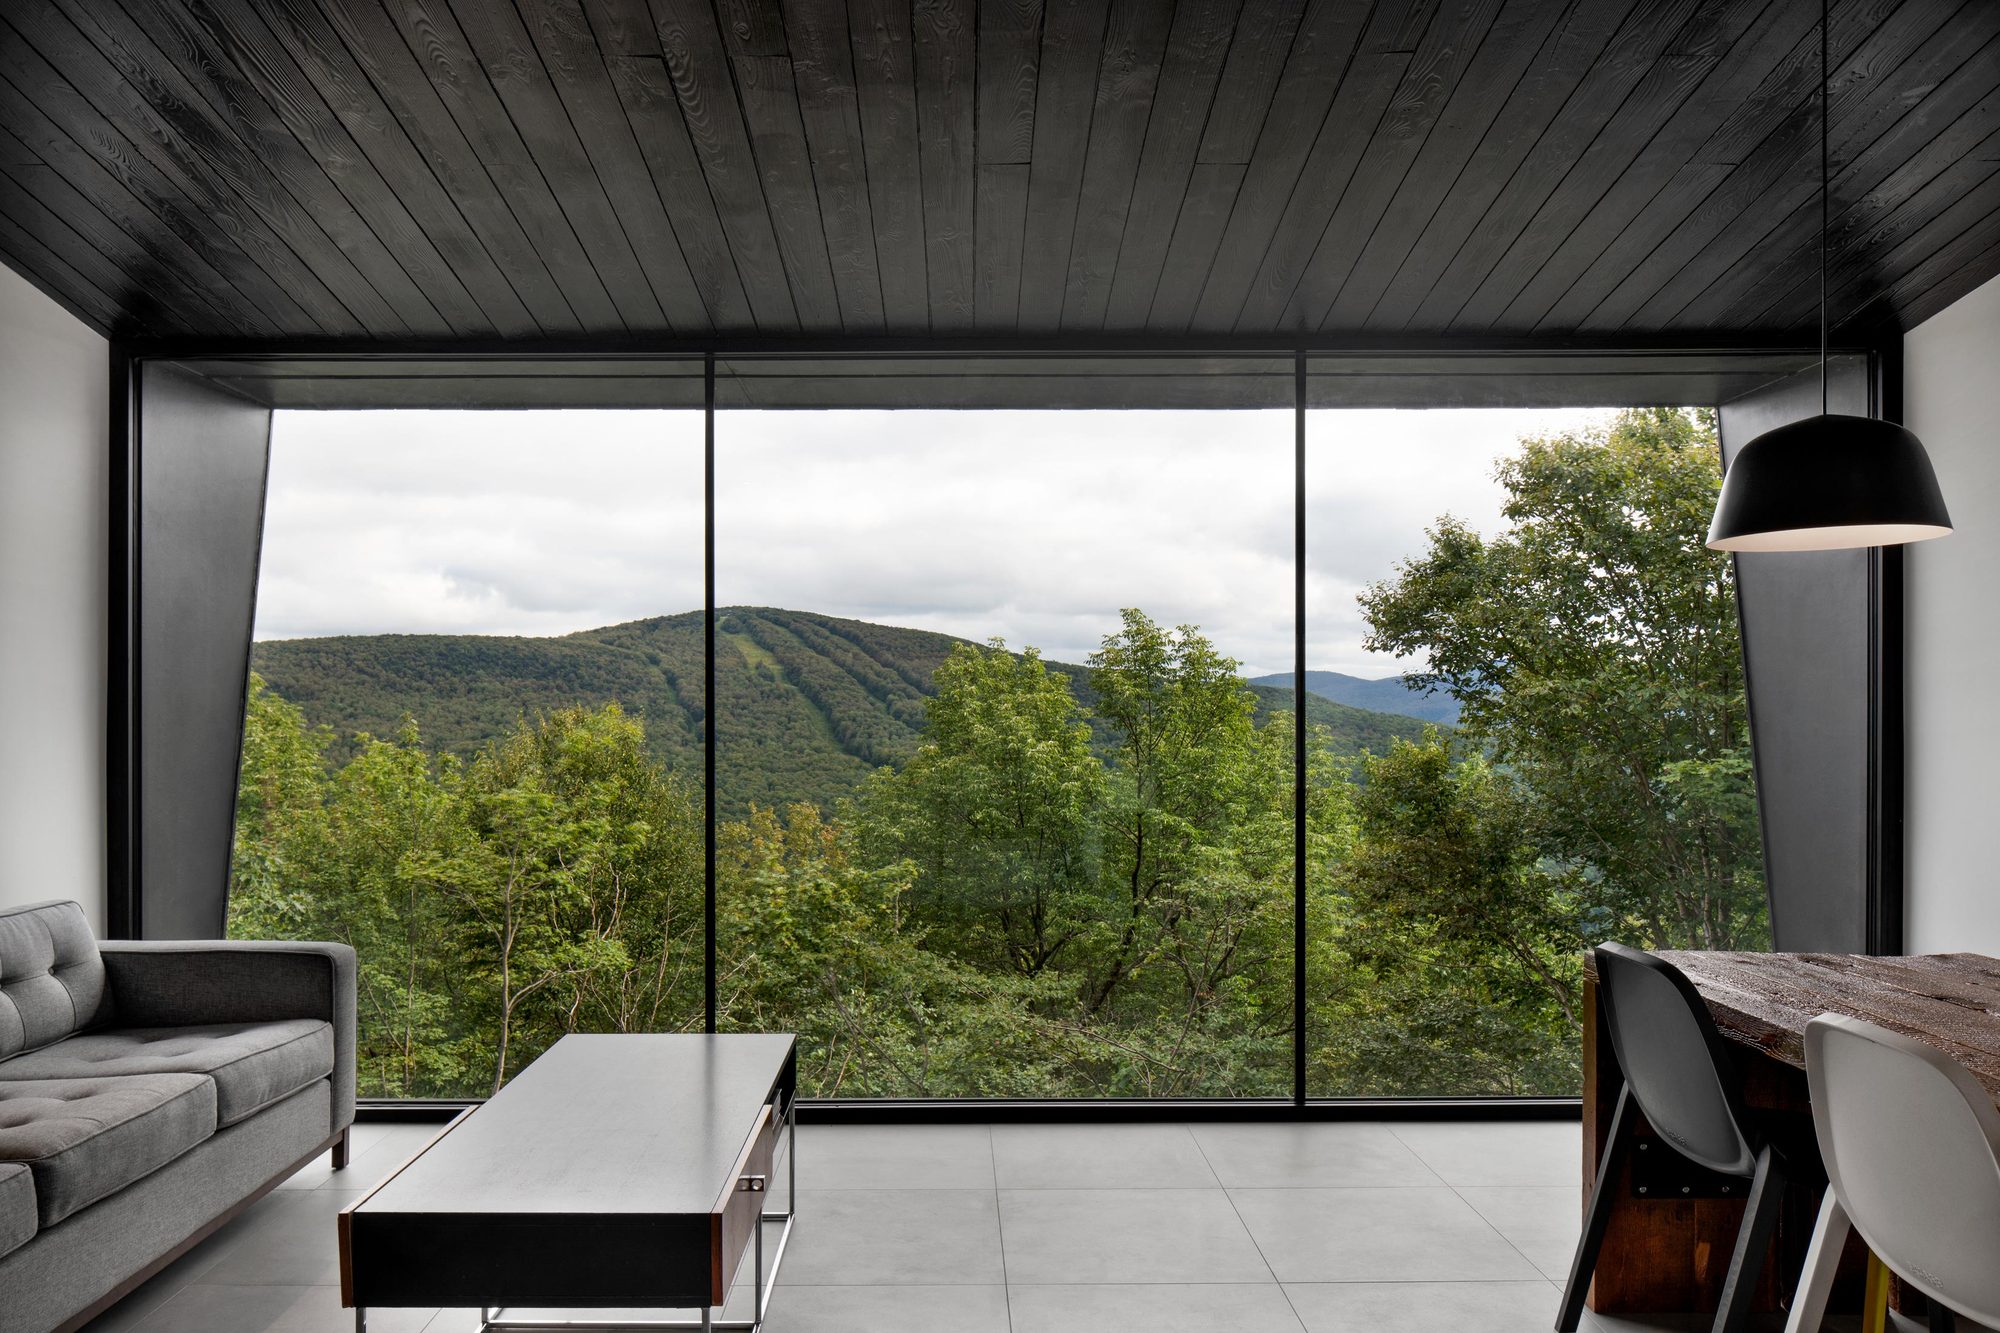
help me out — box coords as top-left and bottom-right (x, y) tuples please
(0, 901), (107, 1061)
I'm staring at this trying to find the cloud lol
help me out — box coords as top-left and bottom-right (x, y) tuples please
(256, 405), (1617, 678)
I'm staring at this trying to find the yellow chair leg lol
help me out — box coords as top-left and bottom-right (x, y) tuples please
(1862, 1251), (1891, 1333)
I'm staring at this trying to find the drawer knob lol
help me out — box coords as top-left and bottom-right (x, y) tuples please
(739, 1175), (767, 1193)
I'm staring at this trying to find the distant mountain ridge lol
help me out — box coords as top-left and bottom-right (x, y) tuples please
(252, 609), (1437, 818)
(1245, 669), (1460, 725)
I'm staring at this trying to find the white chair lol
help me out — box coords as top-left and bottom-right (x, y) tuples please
(1786, 1014), (2000, 1333)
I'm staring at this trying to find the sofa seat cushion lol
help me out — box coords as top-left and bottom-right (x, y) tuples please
(0, 1074), (214, 1226)
(0, 1020), (333, 1128)
(0, 1161), (32, 1258)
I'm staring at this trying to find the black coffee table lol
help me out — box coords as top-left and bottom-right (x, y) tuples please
(340, 1033), (798, 1333)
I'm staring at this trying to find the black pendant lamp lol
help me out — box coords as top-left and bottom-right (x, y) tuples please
(1706, 0), (1951, 553)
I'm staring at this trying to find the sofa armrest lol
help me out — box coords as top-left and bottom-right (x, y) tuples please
(96, 940), (356, 1136)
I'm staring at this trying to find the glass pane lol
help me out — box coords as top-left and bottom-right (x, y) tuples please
(227, 407), (705, 1098)
(1304, 403), (1768, 1097)
(715, 360), (1293, 1097)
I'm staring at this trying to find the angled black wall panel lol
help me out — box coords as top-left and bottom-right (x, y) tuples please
(1718, 356), (1874, 953)
(136, 363), (270, 939)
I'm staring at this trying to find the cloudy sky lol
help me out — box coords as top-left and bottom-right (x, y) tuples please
(255, 405), (1617, 678)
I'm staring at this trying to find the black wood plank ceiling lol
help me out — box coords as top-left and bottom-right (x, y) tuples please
(1, 0), (1996, 344)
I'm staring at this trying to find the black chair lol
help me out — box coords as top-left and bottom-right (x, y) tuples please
(1557, 942), (1804, 1333)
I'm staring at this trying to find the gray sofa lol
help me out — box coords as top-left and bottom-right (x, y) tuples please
(0, 899), (356, 1333)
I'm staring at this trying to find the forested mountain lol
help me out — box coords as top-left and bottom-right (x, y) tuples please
(1245, 669), (1461, 724)
(251, 608), (1430, 816)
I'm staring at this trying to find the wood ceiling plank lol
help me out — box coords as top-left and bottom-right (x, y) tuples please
(0, 71), (310, 334)
(975, 0), (1041, 166)
(1676, 27), (2000, 332)
(848, 0), (928, 330)
(603, 49), (787, 330)
(0, 204), (148, 333)
(1060, 0), (1174, 330)
(1185, 0), (1396, 333)
(1319, 0), (1623, 333)
(713, 0), (786, 56)
(914, 0), (975, 331)
(1790, 142), (2000, 332)
(0, 167), (191, 333)
(1469, 0), (1823, 333)
(1145, 158), (1241, 328)
(1194, 0), (1306, 165)
(726, 50), (846, 328)
(1807, 124), (2000, 329)
(975, 160), (1028, 328)
(445, 0), (686, 331)
(1887, 208), (2000, 328)
(1279, 0), (1540, 334)
(1558, 0), (1931, 335)
(255, 0), (576, 334)
(780, 0), (886, 332)
(576, 0), (752, 330)
(332, 0), (620, 330)
(1100, 0), (1240, 331)
(1702, 21), (2000, 333)
(1016, 0), (1111, 329)
(512, 0), (727, 330)
(185, 0), (541, 336)
(0, 4), (379, 334)
(0, 131), (244, 332)
(93, 0), (461, 334)
(1367, 0), (1704, 332)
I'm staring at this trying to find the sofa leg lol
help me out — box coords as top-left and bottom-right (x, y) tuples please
(332, 1126), (351, 1171)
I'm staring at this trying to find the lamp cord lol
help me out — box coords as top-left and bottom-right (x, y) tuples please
(1820, 0), (1829, 416)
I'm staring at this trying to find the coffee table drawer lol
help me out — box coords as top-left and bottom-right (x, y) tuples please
(713, 1100), (778, 1301)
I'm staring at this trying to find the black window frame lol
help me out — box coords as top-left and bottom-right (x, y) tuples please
(106, 335), (1898, 1122)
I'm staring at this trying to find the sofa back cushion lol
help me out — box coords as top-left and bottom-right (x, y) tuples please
(0, 901), (107, 1061)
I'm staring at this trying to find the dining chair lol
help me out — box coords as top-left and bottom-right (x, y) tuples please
(1558, 942), (1799, 1333)
(1783, 1014), (2000, 1333)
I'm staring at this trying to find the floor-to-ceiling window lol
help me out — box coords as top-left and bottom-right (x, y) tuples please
(712, 358), (1294, 1098)
(1303, 395), (1767, 1097)
(228, 406), (706, 1099)
(220, 356), (1770, 1104)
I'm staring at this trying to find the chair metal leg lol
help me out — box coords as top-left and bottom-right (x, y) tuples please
(1783, 1190), (1853, 1333)
(1558, 1083), (1634, 1332)
(1928, 1301), (1958, 1332)
(1714, 1145), (1786, 1333)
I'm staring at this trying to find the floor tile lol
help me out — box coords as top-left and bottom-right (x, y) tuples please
(1190, 1122), (1441, 1188)
(1008, 1283), (1306, 1333)
(997, 1188), (1271, 1285)
(126, 1284), (430, 1333)
(1456, 1185), (1582, 1280)
(1286, 1280), (1559, 1332)
(777, 1189), (1004, 1286)
(992, 1124), (1218, 1189)
(761, 1284), (1010, 1332)
(1389, 1120), (1584, 1187)
(793, 1123), (994, 1190)
(1229, 1186), (1545, 1283)
(195, 1190), (362, 1287)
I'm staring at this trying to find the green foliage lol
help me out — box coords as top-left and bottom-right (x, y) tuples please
(250, 607), (1430, 819)
(1360, 408), (1765, 951)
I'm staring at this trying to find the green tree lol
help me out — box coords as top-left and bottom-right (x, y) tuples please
(1360, 408), (1764, 951)
(859, 642), (1103, 979)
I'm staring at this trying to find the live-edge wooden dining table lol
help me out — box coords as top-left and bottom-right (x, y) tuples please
(1580, 950), (2000, 1317)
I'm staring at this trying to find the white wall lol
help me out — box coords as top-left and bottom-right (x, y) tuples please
(1906, 270), (2000, 953)
(0, 267), (107, 931)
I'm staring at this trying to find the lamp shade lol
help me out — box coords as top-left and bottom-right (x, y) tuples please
(1707, 413), (1952, 552)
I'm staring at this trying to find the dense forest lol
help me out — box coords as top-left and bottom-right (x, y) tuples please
(249, 607), (1430, 817)
(228, 408), (1767, 1100)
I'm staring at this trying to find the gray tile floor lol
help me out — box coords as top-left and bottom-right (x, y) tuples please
(78, 1119), (1922, 1333)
